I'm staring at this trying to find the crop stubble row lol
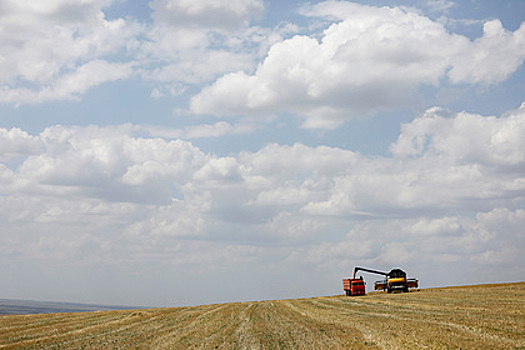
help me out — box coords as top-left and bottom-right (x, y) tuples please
(0, 282), (523, 349)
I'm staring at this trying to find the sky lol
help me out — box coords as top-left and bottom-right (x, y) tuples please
(0, 0), (524, 307)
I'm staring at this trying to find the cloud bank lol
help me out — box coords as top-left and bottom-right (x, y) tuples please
(1, 103), (524, 303)
(1, 0), (524, 306)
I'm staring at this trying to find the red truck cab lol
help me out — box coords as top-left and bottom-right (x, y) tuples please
(343, 277), (366, 296)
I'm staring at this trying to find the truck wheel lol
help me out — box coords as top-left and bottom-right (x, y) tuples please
(387, 288), (392, 293)
(403, 286), (408, 293)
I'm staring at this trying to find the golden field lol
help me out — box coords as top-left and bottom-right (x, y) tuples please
(1, 282), (523, 349)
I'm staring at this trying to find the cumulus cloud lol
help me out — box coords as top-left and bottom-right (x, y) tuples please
(6, 125), (210, 206)
(305, 104), (525, 215)
(0, 0), (140, 104)
(390, 105), (525, 166)
(138, 0), (285, 96)
(0, 0), (291, 106)
(191, 1), (525, 129)
(1, 61), (135, 104)
(2, 0), (523, 115)
(0, 102), (524, 300)
(448, 20), (525, 84)
(2, 103), (523, 216)
(0, 128), (43, 161)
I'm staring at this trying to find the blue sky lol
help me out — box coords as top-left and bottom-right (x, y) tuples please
(0, 0), (524, 307)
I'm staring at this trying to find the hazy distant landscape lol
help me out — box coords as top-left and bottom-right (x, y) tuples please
(1, 282), (523, 349)
(0, 299), (138, 315)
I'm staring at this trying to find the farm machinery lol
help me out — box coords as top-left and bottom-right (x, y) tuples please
(343, 266), (418, 295)
(342, 276), (366, 296)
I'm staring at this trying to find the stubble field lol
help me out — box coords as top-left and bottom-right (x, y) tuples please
(0, 282), (523, 349)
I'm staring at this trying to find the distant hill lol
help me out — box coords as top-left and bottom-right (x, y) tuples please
(1, 282), (523, 349)
(0, 299), (138, 315)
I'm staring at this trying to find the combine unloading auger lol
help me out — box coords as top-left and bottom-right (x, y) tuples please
(344, 267), (418, 295)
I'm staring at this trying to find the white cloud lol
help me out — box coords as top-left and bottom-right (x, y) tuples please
(0, 128), (44, 161)
(448, 20), (525, 84)
(1, 103), (523, 234)
(0, 0), (283, 107)
(304, 105), (525, 216)
(1, 101), (524, 303)
(138, 0), (283, 95)
(391, 104), (525, 166)
(144, 50), (254, 85)
(80, 105), (525, 224)
(1, 0), (523, 114)
(0, 60), (135, 104)
(137, 1), (298, 112)
(0, 0), (140, 104)
(191, 2), (525, 129)
(51, 60), (134, 98)
(11, 125), (209, 205)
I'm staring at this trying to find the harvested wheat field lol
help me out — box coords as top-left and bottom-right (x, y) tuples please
(1, 282), (523, 349)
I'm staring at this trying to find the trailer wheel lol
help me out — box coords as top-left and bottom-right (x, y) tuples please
(403, 286), (408, 293)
